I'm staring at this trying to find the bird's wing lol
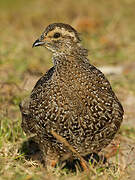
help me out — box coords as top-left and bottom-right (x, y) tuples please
(32, 66), (55, 91)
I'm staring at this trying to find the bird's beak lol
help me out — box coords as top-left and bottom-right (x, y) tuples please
(32, 38), (45, 48)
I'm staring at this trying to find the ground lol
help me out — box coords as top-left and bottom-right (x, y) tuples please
(0, 0), (135, 179)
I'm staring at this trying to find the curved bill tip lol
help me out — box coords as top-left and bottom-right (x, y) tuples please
(32, 39), (45, 48)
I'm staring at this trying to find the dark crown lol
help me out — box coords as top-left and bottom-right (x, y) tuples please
(44, 23), (81, 42)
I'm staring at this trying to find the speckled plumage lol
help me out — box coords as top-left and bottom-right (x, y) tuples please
(20, 23), (124, 167)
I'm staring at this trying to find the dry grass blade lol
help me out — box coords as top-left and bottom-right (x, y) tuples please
(51, 130), (96, 173)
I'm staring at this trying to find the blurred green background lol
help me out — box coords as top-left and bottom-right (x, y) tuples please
(0, 0), (135, 179)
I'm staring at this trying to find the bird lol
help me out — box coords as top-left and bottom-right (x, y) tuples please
(20, 23), (124, 169)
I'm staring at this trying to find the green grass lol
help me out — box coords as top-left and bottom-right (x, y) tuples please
(120, 126), (135, 140)
(0, 0), (135, 179)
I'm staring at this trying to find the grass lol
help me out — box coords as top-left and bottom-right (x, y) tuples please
(0, 0), (135, 179)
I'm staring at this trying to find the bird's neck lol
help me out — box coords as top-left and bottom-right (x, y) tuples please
(52, 45), (88, 67)
(52, 49), (89, 76)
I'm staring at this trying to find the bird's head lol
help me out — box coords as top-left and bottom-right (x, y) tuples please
(32, 23), (81, 56)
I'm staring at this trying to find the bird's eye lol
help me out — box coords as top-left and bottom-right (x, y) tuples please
(53, 32), (61, 38)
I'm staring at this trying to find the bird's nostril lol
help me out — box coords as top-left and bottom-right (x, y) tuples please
(41, 34), (44, 40)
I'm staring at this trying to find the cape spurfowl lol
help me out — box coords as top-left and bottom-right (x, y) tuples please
(20, 23), (124, 168)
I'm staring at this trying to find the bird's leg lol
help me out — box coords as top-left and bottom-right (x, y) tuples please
(105, 141), (121, 159)
(45, 153), (59, 170)
(79, 159), (89, 171)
